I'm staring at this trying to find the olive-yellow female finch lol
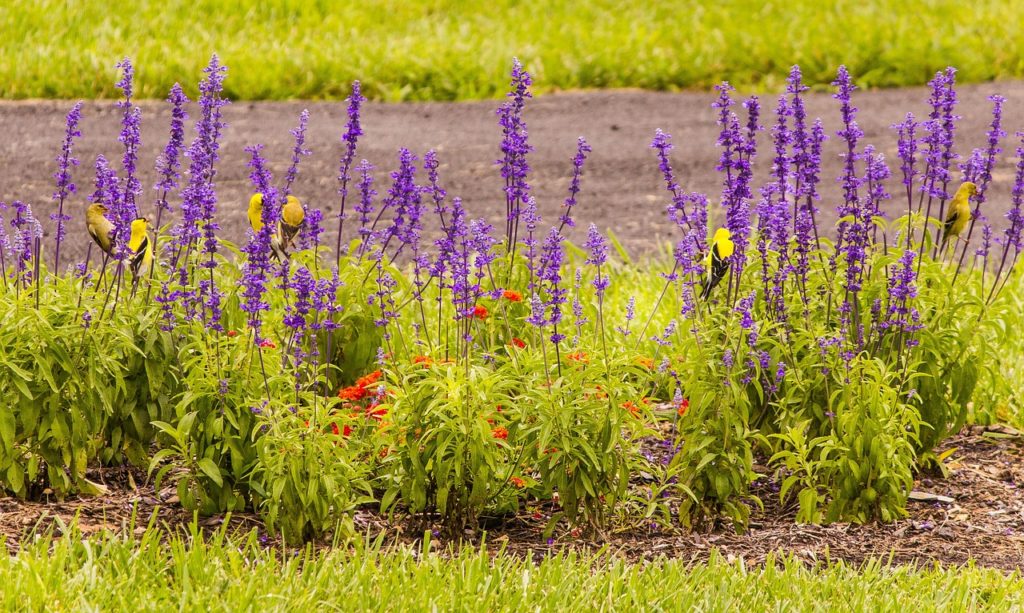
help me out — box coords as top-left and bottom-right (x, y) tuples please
(940, 181), (977, 249)
(700, 228), (735, 300)
(85, 203), (115, 255)
(279, 195), (305, 251)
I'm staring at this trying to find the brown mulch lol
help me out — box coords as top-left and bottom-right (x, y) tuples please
(2, 425), (1022, 570)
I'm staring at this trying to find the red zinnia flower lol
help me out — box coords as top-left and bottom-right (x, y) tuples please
(491, 426), (509, 440)
(259, 339), (276, 349)
(338, 385), (367, 401)
(678, 398), (690, 417)
(412, 355), (433, 366)
(355, 370), (383, 388)
(510, 476), (526, 489)
(473, 304), (489, 320)
(502, 290), (523, 302)
(226, 330), (238, 338)
(509, 337), (526, 349)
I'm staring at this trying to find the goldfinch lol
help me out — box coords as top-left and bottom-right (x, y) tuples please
(700, 227), (735, 300)
(247, 193), (289, 261)
(127, 217), (153, 283)
(85, 203), (115, 255)
(940, 181), (977, 249)
(279, 195), (305, 252)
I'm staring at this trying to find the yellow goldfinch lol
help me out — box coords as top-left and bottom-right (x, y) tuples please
(85, 203), (115, 255)
(279, 195), (305, 251)
(247, 193), (289, 261)
(700, 228), (735, 300)
(940, 181), (977, 249)
(127, 217), (153, 284)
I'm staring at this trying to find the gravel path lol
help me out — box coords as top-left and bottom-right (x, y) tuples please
(3, 82), (1024, 265)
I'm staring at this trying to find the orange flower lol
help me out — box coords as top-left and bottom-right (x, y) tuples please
(338, 385), (367, 401)
(226, 330), (238, 338)
(566, 351), (589, 363)
(356, 370), (383, 388)
(502, 290), (523, 303)
(491, 426), (509, 440)
(259, 339), (276, 349)
(621, 401), (642, 418)
(510, 476), (526, 489)
(509, 337), (526, 349)
(473, 304), (489, 320)
(635, 357), (655, 369)
(412, 355), (433, 366)
(677, 398), (690, 417)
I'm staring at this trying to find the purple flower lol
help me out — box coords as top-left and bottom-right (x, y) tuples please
(50, 101), (83, 273)
(715, 84), (758, 280)
(169, 55), (228, 326)
(1002, 133), (1024, 257)
(734, 290), (758, 348)
(537, 227), (567, 345)
(496, 58), (533, 250)
(241, 144), (278, 339)
(90, 155), (120, 208)
(832, 66), (864, 252)
(284, 266), (315, 370)
(651, 130), (691, 233)
(921, 68), (960, 202)
(284, 109), (310, 196)
(154, 84), (189, 207)
(584, 224), (610, 296)
(335, 81), (365, 259)
(617, 296), (635, 337)
(559, 137), (591, 230)
(424, 149), (448, 223)
(113, 59), (142, 246)
(377, 148), (422, 258)
(9, 200), (42, 286)
(354, 160), (377, 250)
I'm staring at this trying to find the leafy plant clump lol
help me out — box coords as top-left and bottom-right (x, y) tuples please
(0, 56), (1021, 540)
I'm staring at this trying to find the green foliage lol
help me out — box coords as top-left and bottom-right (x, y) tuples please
(248, 403), (378, 542)
(5, 0), (1024, 101)
(0, 273), (176, 498)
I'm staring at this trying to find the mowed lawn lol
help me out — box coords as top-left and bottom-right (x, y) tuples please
(1, 0), (1021, 101)
(2, 528), (1021, 612)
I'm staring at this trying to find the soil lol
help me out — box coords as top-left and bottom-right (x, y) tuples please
(4, 82), (1024, 264)
(2, 426), (1022, 571)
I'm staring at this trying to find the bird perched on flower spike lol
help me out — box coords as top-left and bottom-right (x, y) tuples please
(700, 227), (735, 300)
(85, 203), (115, 256)
(127, 217), (153, 295)
(280, 194), (305, 252)
(940, 181), (977, 251)
(248, 192), (303, 261)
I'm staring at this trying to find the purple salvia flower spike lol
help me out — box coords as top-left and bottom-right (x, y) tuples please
(51, 101), (83, 274)
(336, 81), (365, 263)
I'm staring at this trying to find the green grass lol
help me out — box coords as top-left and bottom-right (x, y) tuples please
(2, 0), (1023, 101)
(1, 523), (1021, 612)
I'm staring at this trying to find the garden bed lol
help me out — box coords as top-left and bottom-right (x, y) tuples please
(4, 426), (1021, 571)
